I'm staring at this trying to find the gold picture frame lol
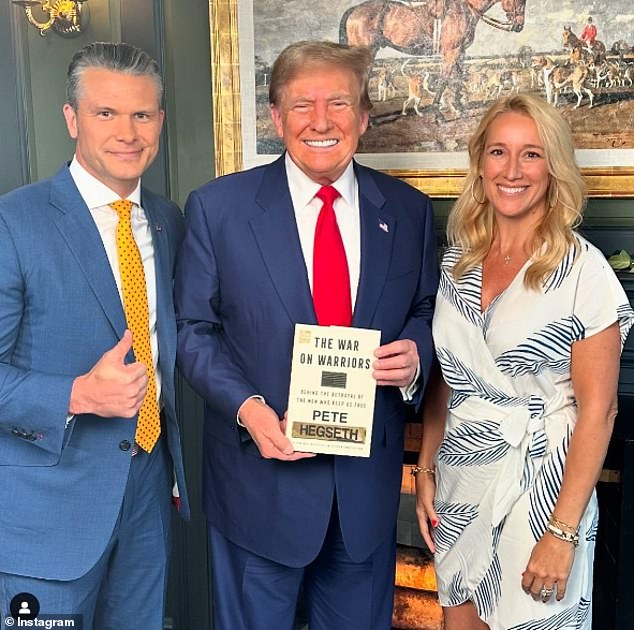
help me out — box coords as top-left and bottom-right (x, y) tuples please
(209, 0), (634, 198)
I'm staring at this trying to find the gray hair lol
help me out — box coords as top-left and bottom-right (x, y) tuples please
(66, 42), (163, 109)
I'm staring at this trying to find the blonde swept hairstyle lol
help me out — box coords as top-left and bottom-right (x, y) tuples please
(447, 93), (585, 289)
(268, 41), (373, 112)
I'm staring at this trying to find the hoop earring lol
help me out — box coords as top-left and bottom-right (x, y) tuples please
(470, 178), (486, 205)
(548, 183), (559, 210)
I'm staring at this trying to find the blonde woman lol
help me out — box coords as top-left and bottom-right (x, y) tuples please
(415, 93), (634, 629)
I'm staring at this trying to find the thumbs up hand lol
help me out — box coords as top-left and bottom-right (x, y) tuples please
(69, 330), (150, 418)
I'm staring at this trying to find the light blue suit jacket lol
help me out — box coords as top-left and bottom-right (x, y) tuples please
(0, 165), (189, 580)
(176, 156), (438, 567)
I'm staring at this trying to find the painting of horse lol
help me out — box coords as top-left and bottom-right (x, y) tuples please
(562, 25), (607, 63)
(238, 0), (634, 176)
(340, 0), (526, 111)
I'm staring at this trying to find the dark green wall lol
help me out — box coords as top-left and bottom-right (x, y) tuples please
(164, 1), (215, 207)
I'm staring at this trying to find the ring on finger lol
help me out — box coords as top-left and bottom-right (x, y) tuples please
(540, 586), (554, 601)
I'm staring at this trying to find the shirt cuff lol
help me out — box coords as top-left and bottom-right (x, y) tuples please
(400, 364), (421, 401)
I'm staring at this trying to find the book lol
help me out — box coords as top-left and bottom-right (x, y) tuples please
(285, 323), (380, 457)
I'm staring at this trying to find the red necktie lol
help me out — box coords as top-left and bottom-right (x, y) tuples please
(312, 186), (352, 326)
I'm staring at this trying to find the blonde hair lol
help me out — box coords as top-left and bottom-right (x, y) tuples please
(269, 41), (373, 112)
(447, 93), (585, 289)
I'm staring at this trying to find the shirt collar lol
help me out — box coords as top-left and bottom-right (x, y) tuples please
(284, 153), (356, 209)
(69, 157), (142, 210)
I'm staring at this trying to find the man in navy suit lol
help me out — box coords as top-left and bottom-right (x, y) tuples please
(175, 41), (438, 629)
(0, 42), (188, 627)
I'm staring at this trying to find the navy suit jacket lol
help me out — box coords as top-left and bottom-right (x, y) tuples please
(0, 166), (189, 580)
(175, 156), (438, 566)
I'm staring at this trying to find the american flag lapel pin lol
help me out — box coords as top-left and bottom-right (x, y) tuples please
(379, 220), (389, 233)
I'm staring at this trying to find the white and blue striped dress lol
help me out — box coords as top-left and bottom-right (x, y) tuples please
(432, 234), (634, 630)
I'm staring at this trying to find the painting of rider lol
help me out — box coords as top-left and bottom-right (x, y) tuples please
(581, 16), (597, 46)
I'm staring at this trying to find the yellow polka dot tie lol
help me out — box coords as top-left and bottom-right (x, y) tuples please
(110, 199), (160, 452)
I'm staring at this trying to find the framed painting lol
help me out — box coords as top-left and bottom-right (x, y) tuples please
(210, 0), (634, 197)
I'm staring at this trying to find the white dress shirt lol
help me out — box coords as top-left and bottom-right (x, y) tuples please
(69, 158), (162, 403)
(285, 154), (361, 306)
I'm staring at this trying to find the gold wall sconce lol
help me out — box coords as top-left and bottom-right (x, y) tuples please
(12, 0), (90, 38)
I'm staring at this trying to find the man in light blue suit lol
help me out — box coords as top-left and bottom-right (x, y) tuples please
(0, 42), (188, 628)
(176, 41), (438, 629)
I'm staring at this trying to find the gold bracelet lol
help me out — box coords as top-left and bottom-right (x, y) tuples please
(546, 522), (579, 547)
(411, 465), (435, 477)
(550, 515), (578, 534)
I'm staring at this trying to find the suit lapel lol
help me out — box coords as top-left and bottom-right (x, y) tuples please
(249, 156), (316, 325)
(352, 164), (395, 328)
(142, 194), (171, 310)
(142, 193), (176, 374)
(49, 167), (126, 336)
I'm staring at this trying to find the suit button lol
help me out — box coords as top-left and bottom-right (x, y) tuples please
(119, 440), (131, 451)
